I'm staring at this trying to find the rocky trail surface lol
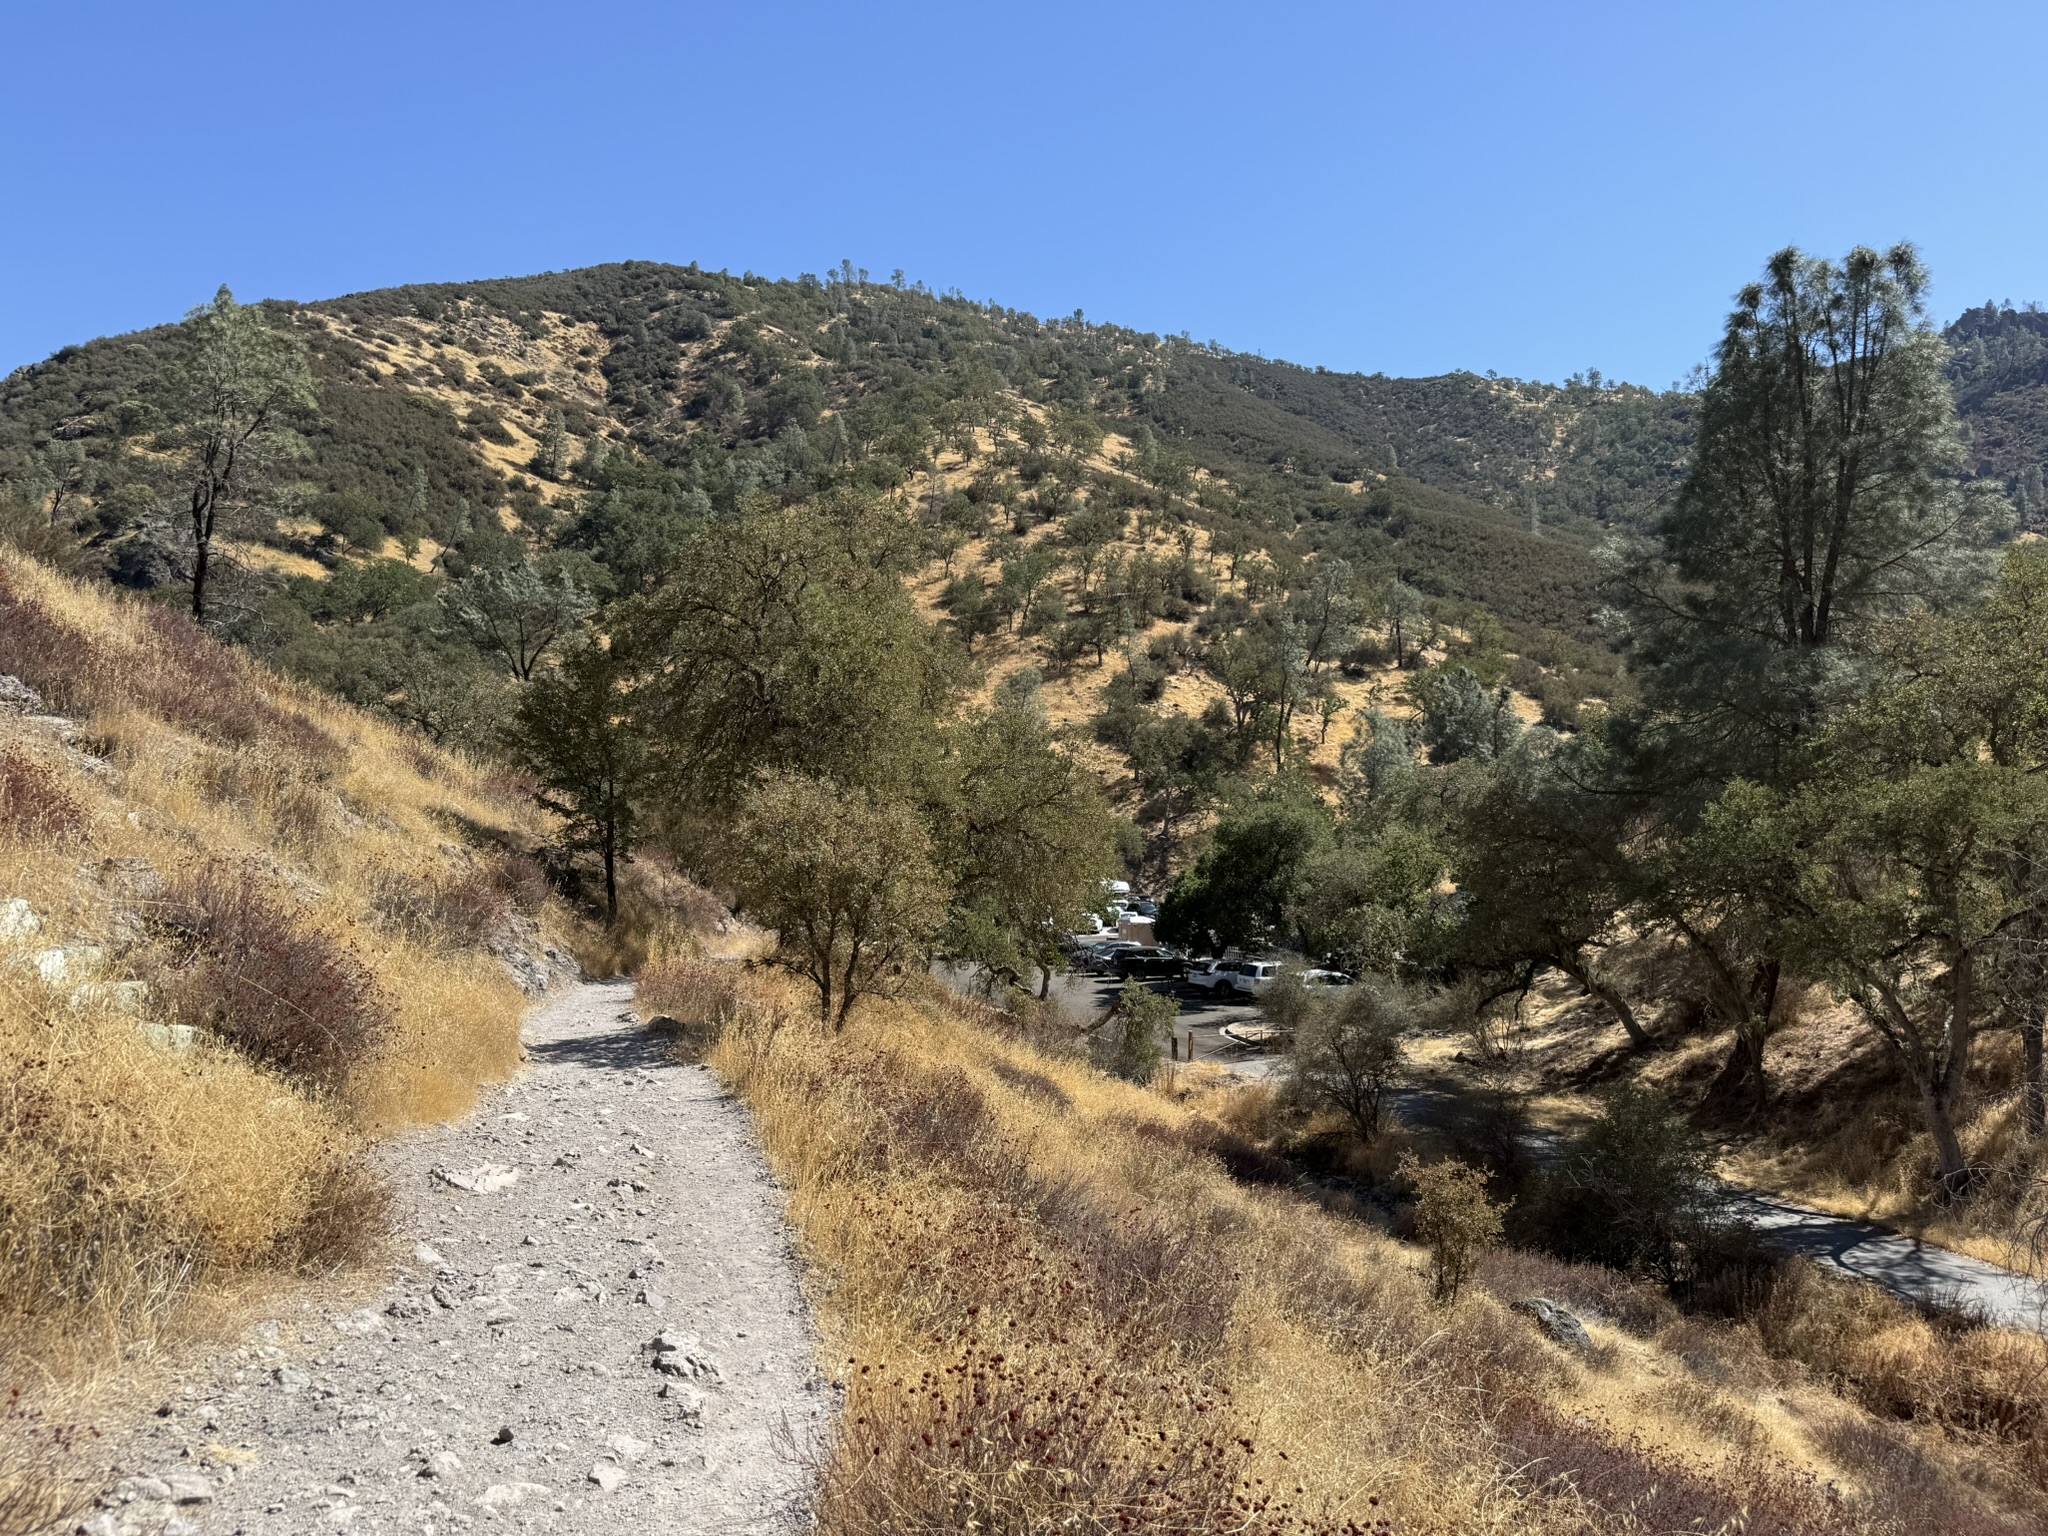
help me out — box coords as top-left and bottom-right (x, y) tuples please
(85, 981), (827, 1536)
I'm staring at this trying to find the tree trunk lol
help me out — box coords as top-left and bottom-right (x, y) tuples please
(1706, 1024), (1769, 1117)
(1039, 964), (1053, 1001)
(1557, 950), (1649, 1047)
(1919, 1078), (1974, 1198)
(191, 530), (211, 623)
(2024, 1009), (2046, 1138)
(602, 826), (618, 924)
(835, 945), (862, 1031)
(1681, 929), (1779, 1119)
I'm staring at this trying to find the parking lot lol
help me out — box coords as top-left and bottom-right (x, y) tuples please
(1021, 967), (1285, 1078)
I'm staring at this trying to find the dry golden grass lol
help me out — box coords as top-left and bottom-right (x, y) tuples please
(684, 966), (2048, 1534)
(1424, 960), (2048, 1277)
(0, 550), (571, 1524)
(571, 853), (751, 977)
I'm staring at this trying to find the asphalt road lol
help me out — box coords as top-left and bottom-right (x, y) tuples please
(1722, 1190), (2048, 1332)
(938, 964), (2048, 1332)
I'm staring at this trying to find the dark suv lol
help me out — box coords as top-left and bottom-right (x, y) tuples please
(1112, 946), (1187, 982)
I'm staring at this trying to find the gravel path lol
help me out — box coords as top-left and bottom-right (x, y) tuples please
(85, 981), (826, 1536)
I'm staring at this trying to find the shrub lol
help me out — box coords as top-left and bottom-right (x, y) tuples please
(816, 1336), (1264, 1536)
(0, 750), (88, 844)
(1530, 1081), (1727, 1286)
(490, 850), (552, 916)
(1401, 1153), (1505, 1303)
(160, 864), (392, 1090)
(1092, 978), (1175, 1084)
(424, 867), (511, 947)
(1281, 974), (1410, 1141)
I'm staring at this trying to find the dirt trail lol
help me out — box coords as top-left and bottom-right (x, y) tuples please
(86, 981), (826, 1536)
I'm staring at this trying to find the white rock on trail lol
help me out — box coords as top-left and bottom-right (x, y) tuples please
(433, 1162), (520, 1193)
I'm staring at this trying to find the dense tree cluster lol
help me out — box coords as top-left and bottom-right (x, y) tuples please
(1160, 247), (2035, 1204)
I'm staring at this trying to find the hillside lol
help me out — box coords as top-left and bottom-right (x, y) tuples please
(7, 268), (2040, 782)
(0, 263), (1627, 647)
(0, 265), (1639, 868)
(7, 262), (2048, 1536)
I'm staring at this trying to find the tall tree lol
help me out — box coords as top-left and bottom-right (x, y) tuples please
(158, 287), (316, 623)
(508, 639), (646, 922)
(1626, 244), (2006, 781)
(622, 496), (949, 868)
(1611, 245), (2007, 1106)
(932, 680), (1117, 997)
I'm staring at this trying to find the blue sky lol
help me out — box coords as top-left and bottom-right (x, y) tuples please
(3, 1), (2043, 386)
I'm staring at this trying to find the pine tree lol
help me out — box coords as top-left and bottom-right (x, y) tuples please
(537, 409), (569, 480)
(158, 286), (317, 622)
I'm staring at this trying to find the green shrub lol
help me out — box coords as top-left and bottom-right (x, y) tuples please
(1093, 979), (1176, 1085)
(1400, 1153), (1504, 1303)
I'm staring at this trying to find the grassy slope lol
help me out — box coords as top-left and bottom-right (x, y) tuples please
(0, 551), (571, 1524)
(649, 961), (2045, 1536)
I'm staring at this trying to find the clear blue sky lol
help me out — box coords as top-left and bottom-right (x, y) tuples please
(4, 1), (2043, 387)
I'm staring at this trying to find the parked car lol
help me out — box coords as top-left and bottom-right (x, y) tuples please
(1129, 897), (1159, 918)
(1060, 916), (1111, 951)
(1079, 940), (1143, 974)
(1224, 960), (1282, 996)
(1301, 968), (1354, 988)
(1112, 946), (1186, 982)
(1182, 958), (1236, 993)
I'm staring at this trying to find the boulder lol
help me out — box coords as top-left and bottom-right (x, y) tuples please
(137, 1021), (197, 1052)
(1514, 1296), (1593, 1353)
(0, 897), (40, 941)
(32, 945), (104, 987)
(646, 1330), (723, 1383)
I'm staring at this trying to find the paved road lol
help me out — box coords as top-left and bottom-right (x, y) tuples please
(1722, 1190), (2048, 1332)
(940, 965), (2048, 1332)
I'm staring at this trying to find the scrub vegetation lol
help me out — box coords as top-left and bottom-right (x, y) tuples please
(6, 239), (2048, 1532)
